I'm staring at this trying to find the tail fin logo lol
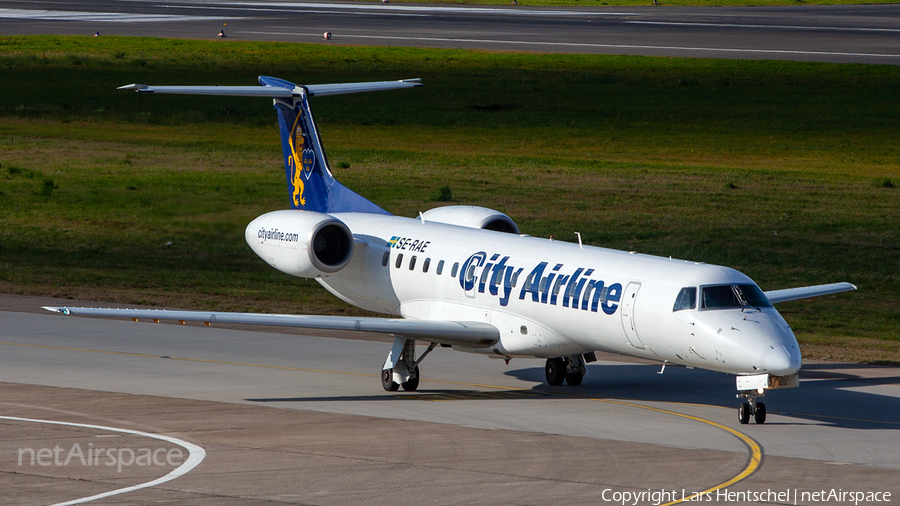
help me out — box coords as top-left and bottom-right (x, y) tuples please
(301, 148), (315, 176)
(288, 113), (316, 207)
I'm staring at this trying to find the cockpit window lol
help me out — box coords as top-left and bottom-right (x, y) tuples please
(701, 284), (772, 310)
(673, 287), (697, 311)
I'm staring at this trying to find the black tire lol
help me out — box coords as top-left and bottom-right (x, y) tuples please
(381, 368), (399, 392)
(402, 365), (420, 392)
(545, 358), (565, 386)
(754, 402), (767, 424)
(738, 402), (751, 424)
(565, 371), (584, 386)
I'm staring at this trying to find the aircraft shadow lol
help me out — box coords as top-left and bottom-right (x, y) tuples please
(244, 363), (899, 431)
(504, 363), (900, 430)
(247, 389), (564, 403)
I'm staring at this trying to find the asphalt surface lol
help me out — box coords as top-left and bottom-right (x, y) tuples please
(2, 0), (900, 64)
(1, 296), (898, 504)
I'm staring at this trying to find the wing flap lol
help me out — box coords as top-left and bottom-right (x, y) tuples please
(42, 307), (498, 348)
(764, 282), (857, 304)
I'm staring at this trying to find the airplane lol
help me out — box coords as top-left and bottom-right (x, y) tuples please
(44, 76), (857, 425)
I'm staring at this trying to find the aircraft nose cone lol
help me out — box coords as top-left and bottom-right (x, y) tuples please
(765, 346), (800, 375)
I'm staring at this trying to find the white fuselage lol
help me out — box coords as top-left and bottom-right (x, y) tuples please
(249, 210), (802, 378)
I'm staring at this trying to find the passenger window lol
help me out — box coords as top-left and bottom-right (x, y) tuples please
(539, 277), (547, 292)
(436, 260), (444, 275)
(395, 253), (403, 269)
(599, 287), (609, 301)
(409, 256), (417, 271)
(673, 287), (697, 311)
(552, 278), (563, 295)
(451, 262), (459, 277)
(381, 251), (390, 267)
(511, 270), (520, 287)
(423, 258), (430, 273)
(522, 275), (533, 291)
(565, 280), (577, 298)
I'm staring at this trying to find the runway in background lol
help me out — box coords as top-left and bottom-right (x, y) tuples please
(1, 0), (900, 63)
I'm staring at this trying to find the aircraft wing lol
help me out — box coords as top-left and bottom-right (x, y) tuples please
(42, 307), (498, 348)
(764, 282), (857, 304)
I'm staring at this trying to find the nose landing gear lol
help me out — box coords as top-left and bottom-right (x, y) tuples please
(737, 389), (766, 424)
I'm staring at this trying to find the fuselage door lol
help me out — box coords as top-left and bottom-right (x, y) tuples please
(621, 282), (645, 349)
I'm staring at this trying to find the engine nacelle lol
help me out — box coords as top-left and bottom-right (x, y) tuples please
(245, 210), (353, 278)
(420, 205), (519, 234)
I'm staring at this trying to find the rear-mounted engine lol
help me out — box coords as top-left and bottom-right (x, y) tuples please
(420, 205), (519, 234)
(245, 210), (353, 278)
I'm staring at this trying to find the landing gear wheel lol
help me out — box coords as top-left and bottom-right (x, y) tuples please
(754, 402), (766, 424)
(381, 368), (399, 392)
(545, 358), (565, 386)
(565, 371), (584, 386)
(402, 365), (420, 392)
(738, 402), (751, 424)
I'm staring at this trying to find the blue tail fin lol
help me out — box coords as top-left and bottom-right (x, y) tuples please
(263, 77), (390, 215)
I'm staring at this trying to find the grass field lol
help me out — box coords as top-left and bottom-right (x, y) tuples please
(0, 35), (897, 363)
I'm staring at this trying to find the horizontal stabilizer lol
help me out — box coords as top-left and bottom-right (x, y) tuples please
(116, 84), (293, 97)
(764, 282), (857, 304)
(307, 79), (422, 96)
(117, 78), (422, 98)
(43, 307), (498, 348)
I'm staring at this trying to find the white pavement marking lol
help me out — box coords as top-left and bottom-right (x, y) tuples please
(0, 415), (205, 506)
(242, 31), (900, 60)
(626, 20), (900, 33)
(159, 4), (432, 17)
(0, 8), (239, 22)
(150, 0), (639, 16)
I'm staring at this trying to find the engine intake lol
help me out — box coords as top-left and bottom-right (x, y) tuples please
(310, 221), (353, 272)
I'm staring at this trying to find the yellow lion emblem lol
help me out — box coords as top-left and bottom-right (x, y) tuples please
(289, 114), (305, 207)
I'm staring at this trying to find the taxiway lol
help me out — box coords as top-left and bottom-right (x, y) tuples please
(0, 296), (898, 504)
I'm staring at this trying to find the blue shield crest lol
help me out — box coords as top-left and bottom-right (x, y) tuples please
(301, 148), (315, 178)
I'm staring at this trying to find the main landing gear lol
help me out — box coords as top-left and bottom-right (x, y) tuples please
(545, 355), (589, 386)
(382, 338), (437, 392)
(382, 365), (419, 392)
(737, 389), (766, 424)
